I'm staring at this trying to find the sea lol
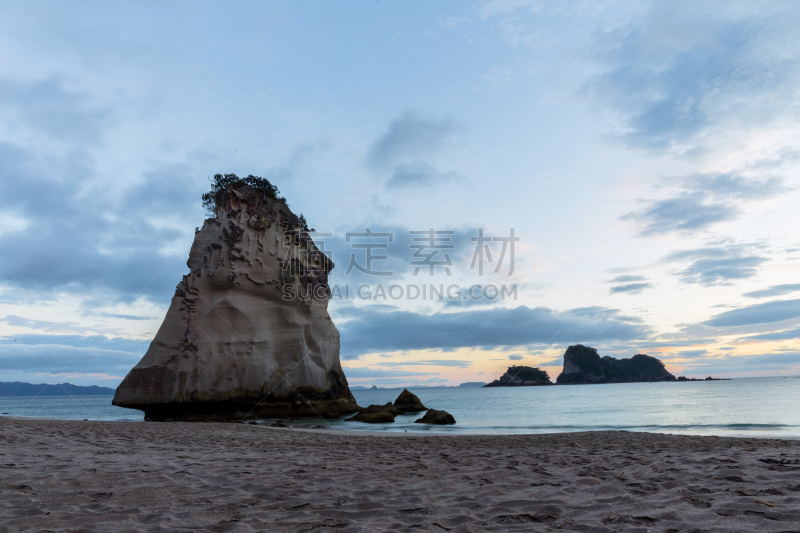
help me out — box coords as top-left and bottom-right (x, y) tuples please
(2, 376), (799, 438)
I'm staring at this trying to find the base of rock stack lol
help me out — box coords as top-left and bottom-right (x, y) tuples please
(114, 393), (361, 422)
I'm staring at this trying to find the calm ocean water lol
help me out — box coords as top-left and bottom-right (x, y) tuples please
(2, 377), (799, 437)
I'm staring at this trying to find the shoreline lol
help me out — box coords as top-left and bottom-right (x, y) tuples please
(3, 414), (800, 440)
(2, 417), (800, 531)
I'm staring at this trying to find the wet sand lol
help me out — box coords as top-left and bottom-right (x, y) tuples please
(1, 417), (799, 532)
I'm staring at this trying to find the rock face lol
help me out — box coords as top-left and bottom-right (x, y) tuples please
(555, 345), (676, 384)
(483, 366), (552, 387)
(362, 403), (402, 416)
(393, 389), (427, 412)
(415, 409), (456, 425)
(113, 182), (360, 420)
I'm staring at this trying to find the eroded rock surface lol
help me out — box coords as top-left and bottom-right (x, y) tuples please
(113, 182), (359, 420)
(393, 389), (427, 412)
(415, 409), (456, 425)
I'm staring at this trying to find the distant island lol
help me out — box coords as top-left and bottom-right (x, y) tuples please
(458, 382), (487, 387)
(556, 345), (675, 384)
(0, 382), (116, 397)
(484, 366), (552, 387)
(483, 344), (684, 387)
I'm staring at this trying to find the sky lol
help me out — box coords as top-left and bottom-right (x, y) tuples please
(1, 0), (799, 388)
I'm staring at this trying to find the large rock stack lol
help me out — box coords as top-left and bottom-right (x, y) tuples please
(113, 182), (359, 420)
(555, 344), (676, 384)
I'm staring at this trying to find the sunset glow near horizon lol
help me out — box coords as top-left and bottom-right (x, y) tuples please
(1, 1), (799, 387)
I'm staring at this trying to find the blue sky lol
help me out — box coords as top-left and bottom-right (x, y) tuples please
(1, 0), (799, 387)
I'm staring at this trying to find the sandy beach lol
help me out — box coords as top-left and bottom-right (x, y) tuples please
(1, 418), (799, 532)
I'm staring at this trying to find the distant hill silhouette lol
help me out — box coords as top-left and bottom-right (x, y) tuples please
(484, 366), (552, 387)
(0, 382), (115, 397)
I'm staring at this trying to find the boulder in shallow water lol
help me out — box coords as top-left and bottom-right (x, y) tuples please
(362, 402), (402, 416)
(393, 388), (427, 412)
(346, 411), (396, 423)
(414, 409), (456, 425)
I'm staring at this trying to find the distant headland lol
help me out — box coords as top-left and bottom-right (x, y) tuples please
(0, 382), (115, 397)
(556, 344), (675, 384)
(484, 344), (722, 386)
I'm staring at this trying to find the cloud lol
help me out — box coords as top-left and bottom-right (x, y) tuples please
(622, 173), (786, 236)
(377, 359), (473, 368)
(338, 305), (651, 358)
(686, 173), (787, 200)
(480, 0), (543, 18)
(0, 75), (110, 143)
(665, 244), (767, 286)
(610, 282), (653, 295)
(610, 275), (647, 283)
(85, 312), (155, 321)
(0, 140), (201, 306)
(677, 349), (707, 358)
(367, 111), (458, 169)
(0, 334), (147, 386)
(386, 163), (459, 189)
(744, 284), (800, 299)
(0, 334), (150, 354)
(750, 148), (800, 169)
(677, 352), (800, 375)
(597, 5), (799, 239)
(703, 299), (800, 328)
(740, 327), (800, 342)
(508, 354), (523, 360)
(366, 112), (461, 191)
(339, 367), (432, 378)
(622, 194), (738, 236)
(631, 339), (717, 350)
(0, 342), (141, 385)
(1, 315), (81, 332)
(586, 5), (800, 150)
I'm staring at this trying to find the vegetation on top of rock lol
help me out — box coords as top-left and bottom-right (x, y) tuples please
(484, 365), (552, 387)
(202, 173), (310, 231)
(601, 354), (672, 382)
(563, 345), (604, 376)
(556, 344), (675, 384)
(508, 366), (550, 382)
